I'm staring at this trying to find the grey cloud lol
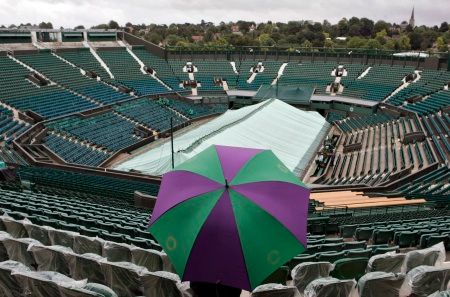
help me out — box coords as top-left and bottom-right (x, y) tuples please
(0, 0), (448, 27)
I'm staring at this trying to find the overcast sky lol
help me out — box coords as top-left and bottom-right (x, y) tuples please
(0, 0), (448, 28)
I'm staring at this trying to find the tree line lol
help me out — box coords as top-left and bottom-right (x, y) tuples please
(2, 18), (449, 52)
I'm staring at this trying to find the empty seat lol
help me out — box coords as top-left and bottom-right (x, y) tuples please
(354, 227), (374, 241)
(319, 243), (344, 252)
(331, 257), (369, 280)
(372, 230), (394, 244)
(66, 253), (106, 285)
(29, 245), (73, 275)
(316, 251), (345, 263)
(358, 272), (405, 297)
(0, 232), (11, 262)
(402, 242), (446, 273)
(291, 262), (334, 294)
(13, 270), (73, 297)
(371, 246), (399, 256)
(100, 261), (148, 297)
(141, 271), (185, 297)
(340, 225), (358, 238)
(367, 252), (406, 273)
(400, 265), (450, 297)
(288, 254), (317, 268)
(343, 241), (366, 250)
(2, 237), (41, 268)
(394, 231), (418, 248)
(23, 223), (52, 246)
(73, 235), (104, 255)
(251, 283), (301, 297)
(0, 260), (31, 297)
(345, 249), (372, 258)
(102, 241), (132, 262)
(2, 217), (27, 238)
(304, 277), (357, 297)
(48, 229), (76, 249)
(130, 247), (164, 272)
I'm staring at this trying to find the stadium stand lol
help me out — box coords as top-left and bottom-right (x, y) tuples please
(278, 61), (335, 94)
(43, 133), (111, 167)
(387, 69), (450, 114)
(0, 55), (99, 118)
(46, 112), (144, 152)
(132, 47), (184, 91)
(192, 59), (237, 91)
(1, 36), (450, 296)
(114, 98), (187, 132)
(342, 65), (415, 101)
(236, 60), (283, 90)
(57, 48), (111, 80)
(15, 51), (133, 105)
(157, 97), (227, 120)
(0, 107), (29, 144)
(96, 48), (170, 95)
(17, 166), (159, 201)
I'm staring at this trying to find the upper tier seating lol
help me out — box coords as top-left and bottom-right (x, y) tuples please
(0, 107), (29, 144)
(405, 90), (450, 115)
(0, 55), (98, 118)
(97, 48), (169, 96)
(192, 59), (237, 91)
(44, 133), (111, 167)
(342, 65), (415, 101)
(15, 51), (132, 105)
(17, 166), (159, 202)
(46, 112), (143, 152)
(158, 98), (227, 120)
(387, 69), (450, 114)
(0, 146), (28, 165)
(58, 48), (111, 80)
(114, 98), (187, 132)
(237, 61), (283, 90)
(168, 60), (191, 84)
(132, 48), (184, 91)
(335, 113), (396, 133)
(279, 61), (335, 94)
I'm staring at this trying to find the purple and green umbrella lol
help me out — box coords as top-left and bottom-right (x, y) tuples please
(148, 145), (309, 291)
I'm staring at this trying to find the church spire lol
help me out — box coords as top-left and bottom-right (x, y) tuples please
(409, 7), (415, 28)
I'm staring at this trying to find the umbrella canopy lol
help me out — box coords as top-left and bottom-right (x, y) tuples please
(148, 145), (309, 290)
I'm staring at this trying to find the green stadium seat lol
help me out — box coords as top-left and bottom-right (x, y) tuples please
(345, 249), (372, 258)
(330, 257), (369, 280)
(317, 251), (346, 263)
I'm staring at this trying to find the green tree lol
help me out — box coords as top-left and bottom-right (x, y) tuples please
(301, 40), (312, 49)
(347, 36), (367, 48)
(399, 35), (411, 50)
(439, 22), (449, 32)
(166, 34), (183, 46)
(145, 32), (163, 44)
(324, 39), (335, 48)
(436, 37), (448, 52)
(74, 25), (85, 29)
(38, 22), (53, 29)
(365, 39), (382, 49)
(259, 33), (275, 46)
(374, 21), (391, 35)
(108, 20), (119, 29)
(384, 39), (398, 50)
(375, 29), (387, 45)
(337, 18), (349, 36)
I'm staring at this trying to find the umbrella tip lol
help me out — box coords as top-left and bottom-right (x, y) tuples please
(225, 179), (229, 189)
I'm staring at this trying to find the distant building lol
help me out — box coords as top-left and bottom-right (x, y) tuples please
(409, 7), (415, 28)
(231, 25), (240, 33)
(191, 35), (204, 42)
